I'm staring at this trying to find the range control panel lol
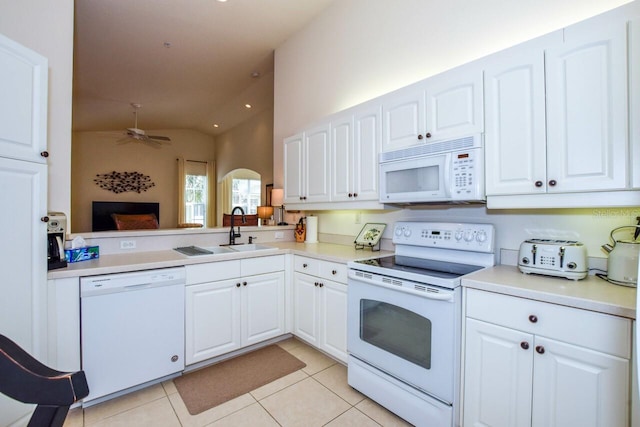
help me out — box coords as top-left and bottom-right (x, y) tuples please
(392, 221), (495, 252)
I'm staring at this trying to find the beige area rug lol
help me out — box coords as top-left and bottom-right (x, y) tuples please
(173, 345), (306, 415)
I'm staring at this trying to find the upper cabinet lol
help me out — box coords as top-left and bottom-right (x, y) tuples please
(382, 65), (483, 152)
(631, 18), (640, 189)
(331, 103), (381, 202)
(283, 124), (331, 205)
(0, 33), (48, 163)
(485, 3), (640, 208)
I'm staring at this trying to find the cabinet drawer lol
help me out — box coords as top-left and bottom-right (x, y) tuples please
(318, 260), (347, 283)
(466, 288), (631, 358)
(241, 255), (285, 276)
(294, 256), (320, 276)
(186, 260), (241, 285)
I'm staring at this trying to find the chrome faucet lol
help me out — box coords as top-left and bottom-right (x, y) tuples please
(229, 206), (246, 245)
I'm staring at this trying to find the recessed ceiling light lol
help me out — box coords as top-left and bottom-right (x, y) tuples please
(244, 104), (252, 109)
(216, 0), (227, 2)
(251, 71), (261, 78)
(213, 124), (219, 128)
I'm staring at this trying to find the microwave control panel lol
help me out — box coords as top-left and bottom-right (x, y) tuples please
(451, 149), (483, 198)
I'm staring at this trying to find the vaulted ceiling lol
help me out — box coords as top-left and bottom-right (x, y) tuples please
(72, 0), (334, 136)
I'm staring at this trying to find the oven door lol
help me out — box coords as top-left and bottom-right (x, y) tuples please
(347, 272), (460, 404)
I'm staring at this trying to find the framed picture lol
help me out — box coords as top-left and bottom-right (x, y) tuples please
(265, 183), (274, 206)
(354, 223), (386, 247)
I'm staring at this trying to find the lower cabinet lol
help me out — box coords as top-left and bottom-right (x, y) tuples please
(185, 256), (285, 365)
(463, 288), (631, 427)
(293, 256), (348, 363)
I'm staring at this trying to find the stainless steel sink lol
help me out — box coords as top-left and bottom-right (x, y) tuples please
(174, 246), (233, 256)
(225, 244), (277, 252)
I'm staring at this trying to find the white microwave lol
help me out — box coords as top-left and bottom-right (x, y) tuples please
(379, 134), (485, 205)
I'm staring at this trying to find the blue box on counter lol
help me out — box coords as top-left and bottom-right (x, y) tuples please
(65, 246), (99, 263)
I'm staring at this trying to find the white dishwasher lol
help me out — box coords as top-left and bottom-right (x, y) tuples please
(80, 267), (185, 404)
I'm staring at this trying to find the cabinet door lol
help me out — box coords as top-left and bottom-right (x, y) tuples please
(0, 33), (47, 164)
(631, 18), (640, 188)
(305, 124), (331, 203)
(319, 280), (348, 363)
(545, 19), (628, 192)
(284, 132), (304, 204)
(331, 114), (354, 202)
(484, 45), (548, 196)
(463, 319), (533, 427)
(353, 104), (382, 201)
(242, 272), (285, 346)
(425, 67), (484, 141)
(185, 279), (241, 364)
(293, 272), (319, 346)
(531, 337), (629, 427)
(382, 84), (425, 152)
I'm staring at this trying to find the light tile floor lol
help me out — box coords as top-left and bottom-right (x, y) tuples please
(64, 338), (413, 427)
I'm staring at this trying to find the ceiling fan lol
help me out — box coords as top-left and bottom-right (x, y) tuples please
(122, 103), (171, 145)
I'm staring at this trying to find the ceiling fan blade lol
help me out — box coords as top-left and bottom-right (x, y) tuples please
(147, 135), (171, 141)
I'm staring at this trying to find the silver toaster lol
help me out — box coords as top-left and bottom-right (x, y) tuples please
(518, 239), (588, 280)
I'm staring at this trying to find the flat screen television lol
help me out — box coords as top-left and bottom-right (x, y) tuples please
(92, 201), (160, 231)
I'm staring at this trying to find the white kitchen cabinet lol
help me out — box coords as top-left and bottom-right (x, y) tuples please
(331, 104), (381, 202)
(484, 34), (560, 196)
(630, 18), (640, 188)
(283, 124), (331, 204)
(0, 33), (49, 427)
(463, 288), (631, 427)
(545, 13), (628, 193)
(382, 65), (483, 152)
(293, 256), (348, 362)
(185, 256), (285, 365)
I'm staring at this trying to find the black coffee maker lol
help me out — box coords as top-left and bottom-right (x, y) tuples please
(47, 212), (67, 270)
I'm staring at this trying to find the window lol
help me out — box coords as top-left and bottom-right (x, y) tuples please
(185, 174), (207, 225)
(178, 159), (213, 227)
(232, 178), (260, 214)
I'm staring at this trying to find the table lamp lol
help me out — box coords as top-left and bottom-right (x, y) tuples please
(257, 206), (274, 226)
(270, 188), (288, 225)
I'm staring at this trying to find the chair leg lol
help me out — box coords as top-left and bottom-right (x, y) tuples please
(27, 405), (70, 427)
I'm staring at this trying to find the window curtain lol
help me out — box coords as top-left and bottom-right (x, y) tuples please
(206, 161), (216, 227)
(219, 173), (233, 225)
(177, 157), (186, 224)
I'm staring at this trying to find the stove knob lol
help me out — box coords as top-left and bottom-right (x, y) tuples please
(454, 230), (464, 241)
(403, 228), (412, 238)
(463, 230), (474, 242)
(395, 227), (403, 237)
(476, 230), (487, 243)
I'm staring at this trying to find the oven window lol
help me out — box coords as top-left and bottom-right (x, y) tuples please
(386, 165), (439, 194)
(360, 299), (431, 369)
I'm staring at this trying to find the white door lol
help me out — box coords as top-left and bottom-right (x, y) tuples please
(185, 279), (241, 364)
(545, 18), (628, 192)
(531, 337), (629, 427)
(319, 279), (348, 363)
(0, 157), (47, 426)
(242, 272), (285, 346)
(382, 84), (426, 152)
(353, 104), (382, 201)
(463, 319), (533, 427)
(331, 114), (354, 202)
(283, 133), (304, 204)
(425, 66), (484, 141)
(293, 272), (319, 346)
(0, 33), (48, 164)
(304, 124), (331, 203)
(484, 44), (549, 196)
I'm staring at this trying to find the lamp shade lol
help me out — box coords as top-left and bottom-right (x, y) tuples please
(257, 206), (274, 220)
(271, 188), (284, 206)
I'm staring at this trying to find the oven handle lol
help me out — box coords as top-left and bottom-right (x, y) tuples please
(348, 272), (455, 302)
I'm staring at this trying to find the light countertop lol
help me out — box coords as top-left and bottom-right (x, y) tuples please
(47, 241), (393, 279)
(462, 265), (636, 319)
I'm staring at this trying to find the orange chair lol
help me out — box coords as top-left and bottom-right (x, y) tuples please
(111, 213), (159, 230)
(222, 214), (258, 226)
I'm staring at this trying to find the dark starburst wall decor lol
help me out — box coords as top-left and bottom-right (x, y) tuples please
(94, 171), (156, 194)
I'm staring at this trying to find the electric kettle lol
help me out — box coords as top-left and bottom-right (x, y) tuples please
(601, 225), (640, 286)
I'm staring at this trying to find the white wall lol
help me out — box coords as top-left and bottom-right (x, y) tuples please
(273, 0), (638, 259)
(0, 0), (74, 218)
